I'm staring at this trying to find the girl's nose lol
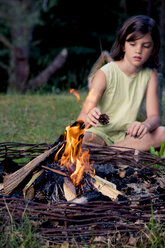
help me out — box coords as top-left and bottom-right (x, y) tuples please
(136, 46), (142, 54)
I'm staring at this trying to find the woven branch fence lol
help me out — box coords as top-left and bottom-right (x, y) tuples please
(0, 142), (165, 245)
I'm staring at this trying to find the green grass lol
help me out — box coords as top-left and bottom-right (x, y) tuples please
(136, 205), (165, 248)
(0, 215), (44, 248)
(0, 92), (87, 144)
(1, 92), (165, 144)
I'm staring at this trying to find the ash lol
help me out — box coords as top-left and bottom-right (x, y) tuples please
(93, 162), (165, 203)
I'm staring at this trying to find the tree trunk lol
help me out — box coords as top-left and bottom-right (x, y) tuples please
(9, 41), (31, 93)
(7, 0), (36, 92)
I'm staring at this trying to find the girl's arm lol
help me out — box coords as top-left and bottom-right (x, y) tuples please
(77, 70), (106, 126)
(144, 69), (161, 129)
(127, 70), (161, 139)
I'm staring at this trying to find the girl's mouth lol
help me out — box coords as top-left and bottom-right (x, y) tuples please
(133, 56), (142, 61)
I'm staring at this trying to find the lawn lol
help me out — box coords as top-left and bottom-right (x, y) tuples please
(0, 92), (87, 144)
(1, 92), (165, 144)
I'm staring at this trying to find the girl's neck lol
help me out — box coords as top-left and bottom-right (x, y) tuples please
(116, 59), (142, 78)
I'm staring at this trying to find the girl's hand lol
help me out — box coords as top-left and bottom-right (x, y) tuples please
(127, 121), (150, 139)
(86, 107), (101, 127)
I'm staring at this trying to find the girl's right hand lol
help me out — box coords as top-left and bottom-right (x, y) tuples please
(86, 107), (101, 127)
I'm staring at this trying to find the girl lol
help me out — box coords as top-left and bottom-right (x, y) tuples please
(77, 15), (165, 151)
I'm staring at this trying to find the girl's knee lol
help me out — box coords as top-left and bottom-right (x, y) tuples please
(82, 132), (106, 146)
(152, 126), (165, 147)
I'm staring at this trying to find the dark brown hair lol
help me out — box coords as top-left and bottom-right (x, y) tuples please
(110, 15), (160, 68)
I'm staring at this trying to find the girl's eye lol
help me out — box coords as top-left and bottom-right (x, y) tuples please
(143, 45), (151, 48)
(129, 43), (135, 46)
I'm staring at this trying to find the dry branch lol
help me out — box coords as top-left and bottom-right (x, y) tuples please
(28, 48), (68, 90)
(92, 175), (123, 200)
(42, 165), (68, 177)
(3, 143), (62, 195)
(23, 169), (44, 199)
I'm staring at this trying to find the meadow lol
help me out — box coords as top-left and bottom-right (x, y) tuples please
(0, 92), (87, 144)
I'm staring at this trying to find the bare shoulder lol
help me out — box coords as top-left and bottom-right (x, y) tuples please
(149, 69), (159, 83)
(145, 69), (159, 116)
(147, 69), (159, 92)
(90, 69), (106, 92)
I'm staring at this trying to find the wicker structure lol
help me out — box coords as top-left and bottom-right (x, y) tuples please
(0, 142), (165, 245)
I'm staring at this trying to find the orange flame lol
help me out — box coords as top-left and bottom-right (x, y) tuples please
(69, 89), (80, 101)
(55, 121), (93, 186)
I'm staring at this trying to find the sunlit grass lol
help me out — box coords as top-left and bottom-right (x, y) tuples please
(0, 92), (87, 144)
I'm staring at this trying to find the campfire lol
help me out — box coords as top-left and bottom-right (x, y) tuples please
(1, 119), (123, 203)
(0, 119), (165, 205)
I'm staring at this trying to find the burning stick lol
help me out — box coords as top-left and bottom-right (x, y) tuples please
(42, 165), (68, 177)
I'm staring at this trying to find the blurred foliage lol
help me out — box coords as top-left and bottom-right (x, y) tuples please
(0, 0), (164, 92)
(150, 141), (165, 157)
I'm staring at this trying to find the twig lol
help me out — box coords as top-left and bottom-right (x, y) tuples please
(3, 197), (13, 224)
(42, 165), (68, 177)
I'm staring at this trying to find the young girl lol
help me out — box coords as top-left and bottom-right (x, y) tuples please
(77, 15), (165, 151)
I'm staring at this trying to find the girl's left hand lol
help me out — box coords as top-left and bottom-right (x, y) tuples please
(127, 121), (150, 139)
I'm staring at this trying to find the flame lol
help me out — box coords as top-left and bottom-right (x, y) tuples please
(56, 121), (93, 186)
(70, 149), (90, 186)
(69, 89), (80, 101)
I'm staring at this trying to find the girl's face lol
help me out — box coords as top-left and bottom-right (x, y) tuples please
(123, 33), (154, 68)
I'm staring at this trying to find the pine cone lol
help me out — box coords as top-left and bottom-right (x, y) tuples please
(98, 114), (109, 125)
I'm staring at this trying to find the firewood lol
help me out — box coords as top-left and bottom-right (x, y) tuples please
(3, 143), (62, 195)
(42, 165), (68, 177)
(23, 169), (44, 199)
(92, 175), (123, 200)
(63, 177), (77, 201)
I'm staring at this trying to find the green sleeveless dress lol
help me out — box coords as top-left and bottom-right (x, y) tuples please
(86, 62), (152, 145)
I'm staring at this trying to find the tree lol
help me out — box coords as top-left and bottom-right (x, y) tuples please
(0, 0), (67, 93)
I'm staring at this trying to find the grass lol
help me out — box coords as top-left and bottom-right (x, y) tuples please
(136, 206), (165, 248)
(0, 215), (44, 248)
(0, 91), (87, 144)
(1, 92), (165, 144)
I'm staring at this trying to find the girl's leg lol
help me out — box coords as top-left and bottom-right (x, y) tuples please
(82, 132), (106, 146)
(113, 126), (165, 151)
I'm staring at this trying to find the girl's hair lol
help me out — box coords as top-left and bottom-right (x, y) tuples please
(110, 15), (160, 68)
